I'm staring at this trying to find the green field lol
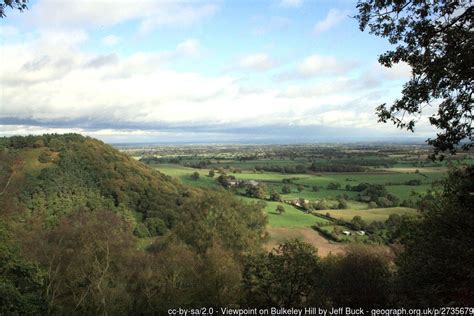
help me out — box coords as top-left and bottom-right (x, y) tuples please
(155, 164), (440, 204)
(154, 164), (220, 189)
(315, 207), (418, 223)
(240, 197), (330, 228)
(154, 164), (424, 228)
(146, 145), (471, 248)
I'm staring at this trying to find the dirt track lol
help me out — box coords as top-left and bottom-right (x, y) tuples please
(265, 227), (345, 257)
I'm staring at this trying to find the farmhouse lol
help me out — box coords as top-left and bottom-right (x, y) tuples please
(228, 180), (239, 187)
(245, 180), (259, 187)
(284, 198), (310, 208)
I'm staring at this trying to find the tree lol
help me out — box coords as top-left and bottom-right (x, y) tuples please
(270, 191), (282, 202)
(1, 0), (28, 18)
(281, 185), (291, 194)
(19, 210), (136, 315)
(208, 169), (215, 177)
(0, 222), (46, 315)
(396, 166), (474, 306)
(216, 174), (231, 188)
(326, 182), (340, 190)
(322, 244), (392, 308)
(337, 198), (347, 209)
(242, 240), (323, 307)
(355, 1), (473, 157)
(245, 184), (267, 200)
(190, 171), (200, 180)
(275, 205), (285, 215)
(351, 215), (367, 231)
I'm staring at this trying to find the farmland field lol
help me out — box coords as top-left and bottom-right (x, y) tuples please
(314, 207), (418, 223)
(121, 144), (472, 253)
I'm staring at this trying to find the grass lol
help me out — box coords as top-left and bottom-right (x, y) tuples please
(153, 164), (219, 189)
(315, 207), (418, 223)
(386, 184), (433, 200)
(20, 148), (57, 176)
(240, 197), (330, 228)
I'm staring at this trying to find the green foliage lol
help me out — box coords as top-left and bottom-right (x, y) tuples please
(356, 0), (473, 156)
(2, 134), (185, 232)
(242, 239), (323, 307)
(396, 167), (474, 306)
(144, 217), (168, 236)
(0, 222), (46, 315)
(216, 174), (232, 188)
(275, 205), (285, 215)
(405, 179), (422, 186)
(281, 185), (291, 194)
(172, 190), (268, 255)
(351, 215), (368, 231)
(326, 182), (340, 190)
(337, 198), (347, 209)
(245, 183), (267, 200)
(190, 171), (200, 180)
(194, 243), (242, 307)
(0, 0), (28, 18)
(19, 210), (136, 315)
(321, 244), (392, 308)
(269, 191), (281, 202)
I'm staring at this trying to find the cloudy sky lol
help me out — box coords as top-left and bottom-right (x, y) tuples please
(0, 0), (434, 143)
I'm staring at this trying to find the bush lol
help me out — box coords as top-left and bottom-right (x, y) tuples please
(270, 191), (282, 202)
(405, 179), (422, 186)
(38, 151), (53, 163)
(276, 205), (285, 215)
(337, 199), (348, 209)
(368, 201), (378, 208)
(327, 182), (341, 190)
(282, 185), (291, 194)
(145, 217), (169, 236)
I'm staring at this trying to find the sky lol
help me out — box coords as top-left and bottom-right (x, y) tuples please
(0, 0), (436, 144)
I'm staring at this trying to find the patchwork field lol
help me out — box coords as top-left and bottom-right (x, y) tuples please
(240, 197), (330, 228)
(126, 144), (472, 252)
(315, 207), (418, 223)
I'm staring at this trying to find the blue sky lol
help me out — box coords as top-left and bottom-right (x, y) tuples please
(0, 0), (434, 143)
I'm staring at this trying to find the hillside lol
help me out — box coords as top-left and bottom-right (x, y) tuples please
(0, 134), (268, 248)
(0, 134), (188, 235)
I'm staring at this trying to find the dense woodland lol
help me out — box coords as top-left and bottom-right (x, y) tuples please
(0, 134), (473, 314)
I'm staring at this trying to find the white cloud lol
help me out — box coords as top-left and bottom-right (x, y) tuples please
(25, 0), (220, 33)
(251, 16), (291, 36)
(314, 9), (349, 35)
(378, 62), (412, 80)
(0, 29), (425, 140)
(239, 53), (276, 72)
(0, 25), (18, 37)
(176, 39), (202, 58)
(275, 54), (358, 80)
(102, 35), (121, 46)
(279, 0), (302, 8)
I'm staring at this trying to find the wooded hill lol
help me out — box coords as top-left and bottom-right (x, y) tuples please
(0, 134), (266, 240)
